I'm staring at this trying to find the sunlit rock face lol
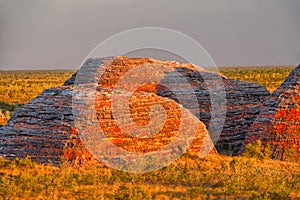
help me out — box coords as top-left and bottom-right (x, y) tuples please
(0, 57), (219, 165)
(0, 85), (76, 165)
(3, 56), (286, 165)
(64, 57), (270, 156)
(243, 65), (300, 161)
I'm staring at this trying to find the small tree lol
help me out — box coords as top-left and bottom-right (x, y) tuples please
(243, 140), (265, 160)
(263, 144), (273, 159)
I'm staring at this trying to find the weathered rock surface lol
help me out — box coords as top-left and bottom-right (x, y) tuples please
(0, 86), (76, 165)
(66, 57), (270, 155)
(242, 65), (300, 161)
(203, 78), (270, 155)
(0, 57), (219, 165)
(0, 56), (277, 165)
(65, 57), (270, 155)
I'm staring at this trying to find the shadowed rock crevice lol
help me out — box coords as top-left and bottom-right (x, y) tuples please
(156, 67), (270, 155)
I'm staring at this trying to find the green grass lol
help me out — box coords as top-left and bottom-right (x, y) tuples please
(219, 66), (296, 93)
(1, 66), (294, 127)
(0, 154), (299, 199)
(0, 66), (296, 105)
(0, 70), (74, 104)
(0, 67), (298, 199)
(0, 70), (74, 125)
(0, 66), (295, 106)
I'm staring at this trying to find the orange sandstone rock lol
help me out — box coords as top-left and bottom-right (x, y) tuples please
(243, 65), (300, 161)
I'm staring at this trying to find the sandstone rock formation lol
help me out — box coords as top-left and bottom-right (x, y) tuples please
(0, 57), (219, 165)
(151, 62), (270, 155)
(204, 77), (270, 155)
(0, 56), (277, 165)
(243, 65), (300, 161)
(0, 86), (80, 165)
(65, 57), (270, 155)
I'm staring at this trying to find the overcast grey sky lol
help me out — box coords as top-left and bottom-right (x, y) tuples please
(0, 0), (299, 70)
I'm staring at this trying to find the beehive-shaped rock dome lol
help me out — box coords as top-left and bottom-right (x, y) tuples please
(243, 65), (300, 161)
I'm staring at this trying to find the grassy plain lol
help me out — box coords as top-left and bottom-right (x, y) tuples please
(0, 70), (74, 125)
(0, 65), (295, 106)
(0, 66), (298, 199)
(220, 65), (295, 93)
(0, 66), (295, 123)
(0, 154), (299, 199)
(0, 70), (74, 104)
